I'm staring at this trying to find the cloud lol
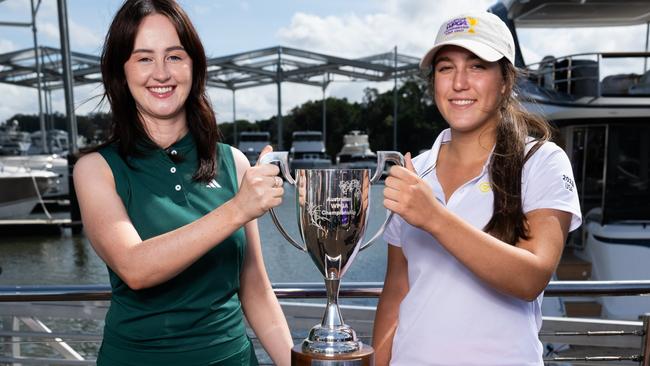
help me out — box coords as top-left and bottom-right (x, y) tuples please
(208, 83), (324, 124)
(277, 0), (494, 58)
(3, 0), (648, 125)
(38, 21), (61, 41)
(0, 85), (40, 122)
(518, 24), (648, 76)
(69, 21), (104, 50)
(1, 0), (29, 12)
(37, 20), (103, 49)
(0, 39), (16, 54)
(0, 81), (107, 124)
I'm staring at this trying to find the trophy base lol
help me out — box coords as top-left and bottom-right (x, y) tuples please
(291, 343), (374, 366)
(303, 324), (360, 353)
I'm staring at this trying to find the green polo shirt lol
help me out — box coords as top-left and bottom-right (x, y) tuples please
(96, 135), (252, 365)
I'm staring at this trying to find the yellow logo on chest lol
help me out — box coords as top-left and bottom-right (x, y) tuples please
(479, 182), (491, 193)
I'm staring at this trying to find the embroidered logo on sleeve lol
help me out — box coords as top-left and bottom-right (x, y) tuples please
(206, 179), (221, 189)
(479, 182), (491, 193)
(562, 174), (575, 192)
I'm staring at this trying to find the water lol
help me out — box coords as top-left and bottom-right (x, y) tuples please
(0, 184), (390, 363)
(0, 184), (390, 287)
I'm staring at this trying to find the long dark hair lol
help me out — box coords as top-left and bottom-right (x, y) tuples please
(98, 0), (219, 182)
(483, 60), (551, 245)
(430, 59), (551, 245)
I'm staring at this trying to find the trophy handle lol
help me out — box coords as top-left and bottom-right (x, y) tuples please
(370, 151), (405, 184)
(257, 151), (307, 252)
(258, 151), (296, 186)
(361, 151), (405, 251)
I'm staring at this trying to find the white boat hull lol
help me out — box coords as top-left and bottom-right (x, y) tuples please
(0, 197), (39, 219)
(0, 165), (57, 219)
(577, 221), (650, 320)
(0, 155), (69, 198)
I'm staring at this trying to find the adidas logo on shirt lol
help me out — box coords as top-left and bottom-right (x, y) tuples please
(206, 179), (221, 189)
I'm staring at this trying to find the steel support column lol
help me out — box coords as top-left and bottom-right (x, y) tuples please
(56, 0), (77, 154)
(322, 74), (329, 148)
(57, 0), (81, 233)
(393, 46), (398, 151)
(232, 88), (237, 146)
(643, 22), (650, 73)
(31, 0), (46, 153)
(276, 48), (283, 150)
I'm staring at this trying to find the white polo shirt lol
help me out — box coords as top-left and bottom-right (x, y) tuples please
(384, 128), (581, 366)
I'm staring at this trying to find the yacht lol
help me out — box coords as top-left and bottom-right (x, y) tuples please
(0, 163), (58, 219)
(0, 121), (31, 155)
(237, 131), (270, 166)
(494, 0), (650, 320)
(289, 131), (331, 171)
(336, 131), (377, 173)
(0, 154), (69, 198)
(28, 129), (69, 155)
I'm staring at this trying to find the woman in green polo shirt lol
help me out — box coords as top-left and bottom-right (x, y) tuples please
(73, 1), (292, 365)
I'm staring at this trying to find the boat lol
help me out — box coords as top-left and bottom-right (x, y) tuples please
(28, 129), (69, 155)
(0, 125), (69, 200)
(493, 0), (650, 320)
(0, 163), (58, 219)
(289, 131), (331, 171)
(0, 121), (31, 156)
(335, 131), (377, 173)
(237, 131), (270, 166)
(0, 154), (69, 198)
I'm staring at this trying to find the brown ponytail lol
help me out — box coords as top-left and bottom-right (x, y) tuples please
(483, 60), (552, 245)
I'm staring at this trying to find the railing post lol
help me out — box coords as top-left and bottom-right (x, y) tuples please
(642, 313), (650, 366)
(12, 316), (21, 362)
(567, 56), (573, 95)
(596, 54), (602, 97)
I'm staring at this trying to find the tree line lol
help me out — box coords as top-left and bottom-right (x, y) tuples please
(4, 79), (448, 158)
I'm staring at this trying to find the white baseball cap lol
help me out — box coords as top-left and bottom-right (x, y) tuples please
(419, 12), (515, 71)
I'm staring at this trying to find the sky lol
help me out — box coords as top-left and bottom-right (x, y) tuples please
(1, 0), (649, 124)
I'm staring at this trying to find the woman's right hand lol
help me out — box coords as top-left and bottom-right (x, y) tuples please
(232, 145), (284, 222)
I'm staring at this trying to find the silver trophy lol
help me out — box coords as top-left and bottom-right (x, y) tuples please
(259, 151), (404, 360)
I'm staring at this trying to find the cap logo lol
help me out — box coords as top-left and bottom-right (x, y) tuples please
(444, 17), (478, 36)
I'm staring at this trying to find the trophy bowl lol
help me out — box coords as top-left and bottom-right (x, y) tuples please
(259, 151), (404, 365)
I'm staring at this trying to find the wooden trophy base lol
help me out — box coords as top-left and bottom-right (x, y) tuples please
(291, 343), (374, 366)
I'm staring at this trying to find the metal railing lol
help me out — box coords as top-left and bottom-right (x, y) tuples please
(525, 52), (650, 98)
(3, 280), (650, 301)
(1, 280), (649, 365)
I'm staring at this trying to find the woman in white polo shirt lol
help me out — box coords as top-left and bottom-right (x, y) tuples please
(372, 12), (581, 366)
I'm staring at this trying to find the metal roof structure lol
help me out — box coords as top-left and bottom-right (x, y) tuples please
(0, 45), (422, 148)
(205, 46), (420, 90)
(0, 46), (101, 90)
(0, 45), (421, 90)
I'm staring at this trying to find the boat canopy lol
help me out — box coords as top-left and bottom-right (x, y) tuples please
(499, 0), (650, 28)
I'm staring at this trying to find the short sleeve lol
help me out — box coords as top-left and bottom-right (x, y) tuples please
(522, 142), (582, 232)
(383, 213), (405, 247)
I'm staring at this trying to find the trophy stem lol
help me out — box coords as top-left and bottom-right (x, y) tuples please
(321, 278), (345, 328)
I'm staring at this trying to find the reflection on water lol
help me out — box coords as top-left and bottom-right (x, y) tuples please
(0, 184), (389, 287)
(0, 185), (390, 363)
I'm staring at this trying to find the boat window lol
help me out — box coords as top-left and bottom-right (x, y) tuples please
(604, 124), (650, 222)
(293, 134), (321, 142)
(575, 126), (606, 217)
(240, 133), (270, 142)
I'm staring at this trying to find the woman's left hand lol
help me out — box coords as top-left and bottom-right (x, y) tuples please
(383, 153), (441, 232)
